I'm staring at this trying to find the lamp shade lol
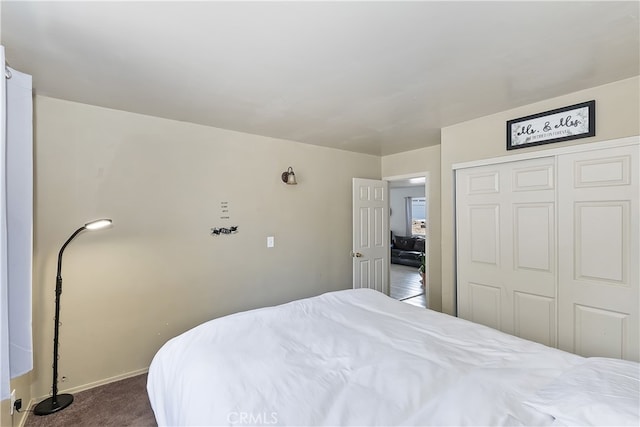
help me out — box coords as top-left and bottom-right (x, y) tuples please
(287, 172), (297, 185)
(281, 167), (297, 185)
(85, 219), (112, 231)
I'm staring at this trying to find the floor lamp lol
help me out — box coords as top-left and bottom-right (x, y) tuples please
(34, 219), (113, 416)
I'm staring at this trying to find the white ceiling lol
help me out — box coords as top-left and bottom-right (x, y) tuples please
(2, 1), (638, 156)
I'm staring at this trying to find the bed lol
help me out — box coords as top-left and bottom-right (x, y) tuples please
(147, 289), (640, 426)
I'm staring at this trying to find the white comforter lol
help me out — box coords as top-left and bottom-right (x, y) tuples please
(147, 289), (582, 426)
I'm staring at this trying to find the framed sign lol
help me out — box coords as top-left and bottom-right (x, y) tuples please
(506, 100), (595, 150)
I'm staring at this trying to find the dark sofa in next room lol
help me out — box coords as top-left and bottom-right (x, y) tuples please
(391, 235), (424, 268)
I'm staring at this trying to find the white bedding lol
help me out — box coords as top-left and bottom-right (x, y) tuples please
(148, 289), (585, 426)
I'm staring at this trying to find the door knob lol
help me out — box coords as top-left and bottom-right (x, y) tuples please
(352, 252), (363, 258)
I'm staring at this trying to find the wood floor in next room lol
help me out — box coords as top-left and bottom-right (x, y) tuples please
(390, 263), (427, 308)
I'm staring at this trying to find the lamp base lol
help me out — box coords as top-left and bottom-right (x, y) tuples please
(33, 393), (73, 415)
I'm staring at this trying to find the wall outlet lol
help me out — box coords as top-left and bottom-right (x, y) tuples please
(10, 389), (16, 415)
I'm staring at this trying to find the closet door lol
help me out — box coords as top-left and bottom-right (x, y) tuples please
(456, 157), (557, 346)
(558, 145), (639, 361)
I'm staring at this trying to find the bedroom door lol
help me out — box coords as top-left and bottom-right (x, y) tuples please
(352, 178), (389, 294)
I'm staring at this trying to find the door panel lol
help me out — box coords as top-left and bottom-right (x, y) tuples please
(513, 203), (553, 272)
(468, 282), (501, 330)
(574, 305), (630, 359)
(574, 156), (630, 187)
(469, 205), (500, 265)
(514, 292), (555, 347)
(467, 171), (499, 194)
(575, 202), (627, 283)
(512, 164), (554, 191)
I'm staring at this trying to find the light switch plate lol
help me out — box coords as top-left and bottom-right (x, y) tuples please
(267, 236), (275, 248)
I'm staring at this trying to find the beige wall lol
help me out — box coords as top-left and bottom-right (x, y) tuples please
(30, 96), (380, 398)
(382, 145), (441, 311)
(440, 76), (640, 315)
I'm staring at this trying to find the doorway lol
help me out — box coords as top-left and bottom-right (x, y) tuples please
(387, 174), (429, 308)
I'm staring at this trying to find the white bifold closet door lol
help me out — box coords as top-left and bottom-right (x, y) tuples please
(456, 157), (557, 347)
(557, 144), (639, 361)
(456, 141), (639, 361)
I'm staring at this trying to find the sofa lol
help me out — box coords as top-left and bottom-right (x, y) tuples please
(391, 235), (425, 268)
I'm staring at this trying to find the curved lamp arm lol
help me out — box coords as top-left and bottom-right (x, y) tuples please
(56, 219), (112, 286)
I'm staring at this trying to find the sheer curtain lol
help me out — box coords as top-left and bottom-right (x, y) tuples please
(1, 45), (9, 401)
(404, 197), (412, 236)
(0, 46), (33, 400)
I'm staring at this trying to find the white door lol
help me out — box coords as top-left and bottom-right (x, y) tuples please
(456, 157), (557, 346)
(352, 178), (389, 294)
(557, 145), (639, 361)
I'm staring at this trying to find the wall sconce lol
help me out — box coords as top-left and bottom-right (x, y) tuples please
(281, 166), (297, 185)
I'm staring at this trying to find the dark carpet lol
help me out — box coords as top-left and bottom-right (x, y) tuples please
(25, 373), (156, 427)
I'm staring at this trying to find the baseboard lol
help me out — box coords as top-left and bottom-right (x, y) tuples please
(64, 367), (150, 395)
(17, 399), (34, 427)
(33, 367), (149, 405)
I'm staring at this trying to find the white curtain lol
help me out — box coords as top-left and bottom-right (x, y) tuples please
(0, 45), (9, 402)
(0, 46), (33, 400)
(404, 197), (412, 236)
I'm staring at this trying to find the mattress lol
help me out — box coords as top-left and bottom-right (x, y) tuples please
(147, 288), (638, 426)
